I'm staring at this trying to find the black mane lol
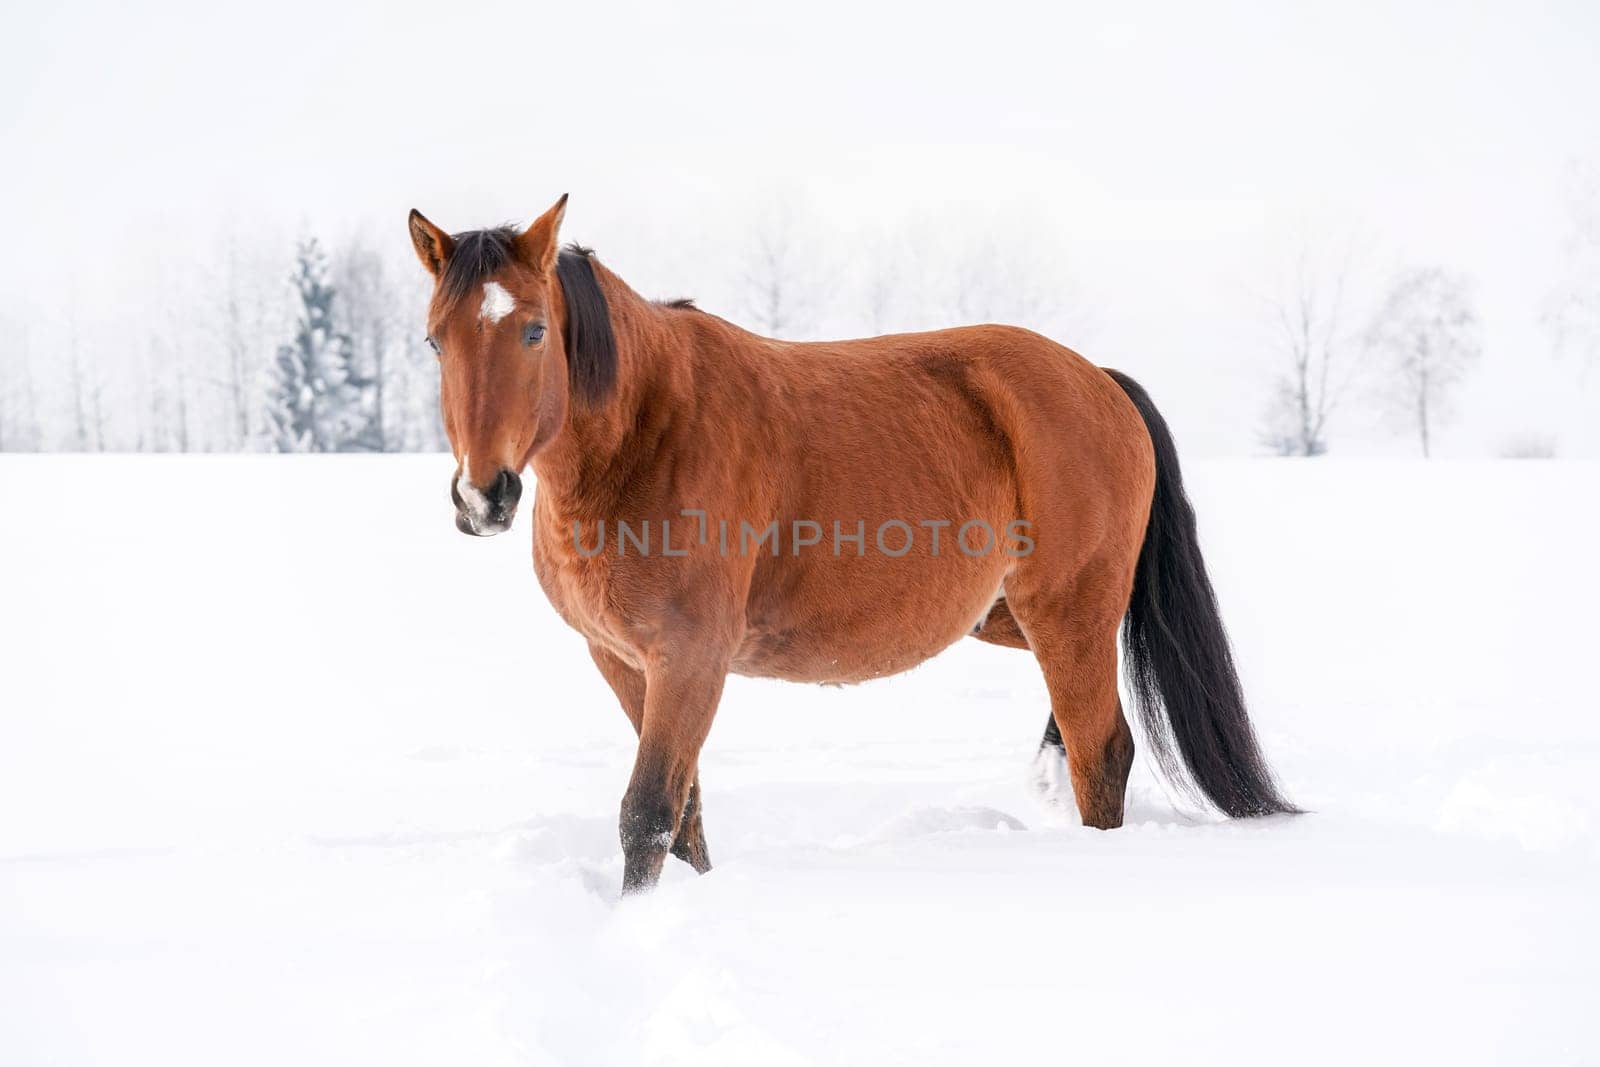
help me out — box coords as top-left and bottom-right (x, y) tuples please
(552, 244), (617, 404)
(442, 229), (617, 405)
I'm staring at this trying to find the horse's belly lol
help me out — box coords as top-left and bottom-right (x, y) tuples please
(730, 554), (1010, 684)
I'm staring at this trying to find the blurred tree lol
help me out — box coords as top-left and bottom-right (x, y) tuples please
(0, 320), (43, 451)
(332, 238), (398, 451)
(1257, 237), (1364, 457)
(947, 230), (1093, 343)
(217, 236), (268, 449)
(1366, 267), (1481, 458)
(739, 200), (824, 338)
(1544, 161), (1600, 371)
(66, 311), (90, 451)
(337, 235), (445, 452)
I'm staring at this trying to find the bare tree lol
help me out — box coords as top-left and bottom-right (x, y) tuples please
(20, 327), (39, 450)
(945, 228), (1095, 344)
(833, 213), (1101, 348)
(856, 221), (946, 336)
(1544, 161), (1600, 371)
(134, 254), (200, 452)
(952, 238), (1047, 328)
(207, 229), (293, 450)
(739, 201), (824, 338)
(851, 222), (938, 336)
(88, 369), (107, 451)
(862, 262), (898, 336)
(1366, 267), (1481, 458)
(1, 319), (43, 451)
(65, 310), (92, 451)
(332, 237), (407, 451)
(220, 241), (258, 448)
(1257, 237), (1364, 456)
(173, 357), (192, 453)
(335, 232), (446, 451)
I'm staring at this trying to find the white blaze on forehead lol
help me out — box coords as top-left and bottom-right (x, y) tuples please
(480, 281), (516, 324)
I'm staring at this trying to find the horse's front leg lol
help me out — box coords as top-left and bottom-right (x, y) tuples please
(587, 642), (712, 878)
(618, 644), (729, 895)
(670, 779), (711, 874)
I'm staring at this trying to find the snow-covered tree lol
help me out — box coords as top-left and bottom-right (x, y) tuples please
(1366, 267), (1481, 458)
(264, 334), (313, 452)
(265, 239), (379, 452)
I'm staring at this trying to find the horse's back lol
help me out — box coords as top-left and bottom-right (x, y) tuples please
(724, 323), (1154, 683)
(767, 323), (1154, 538)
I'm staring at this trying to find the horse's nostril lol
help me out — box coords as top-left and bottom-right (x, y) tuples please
(488, 468), (522, 511)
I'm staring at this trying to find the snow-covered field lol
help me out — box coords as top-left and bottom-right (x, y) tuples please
(2, 455), (1597, 1065)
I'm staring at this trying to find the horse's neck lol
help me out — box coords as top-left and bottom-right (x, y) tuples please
(531, 265), (689, 516)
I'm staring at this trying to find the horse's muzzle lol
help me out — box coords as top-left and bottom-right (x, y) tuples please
(452, 467), (521, 537)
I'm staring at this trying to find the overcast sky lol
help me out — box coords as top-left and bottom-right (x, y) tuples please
(5, 0), (1598, 455)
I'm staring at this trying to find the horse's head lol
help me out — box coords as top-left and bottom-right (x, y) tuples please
(409, 195), (572, 537)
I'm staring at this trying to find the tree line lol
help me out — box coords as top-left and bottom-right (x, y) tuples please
(1259, 165), (1598, 459)
(0, 234), (445, 455)
(1257, 244), (1487, 459)
(1, 181), (1595, 457)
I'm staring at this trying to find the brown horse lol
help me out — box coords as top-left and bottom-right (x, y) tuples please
(409, 196), (1296, 894)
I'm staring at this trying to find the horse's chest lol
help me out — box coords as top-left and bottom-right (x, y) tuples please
(530, 523), (643, 666)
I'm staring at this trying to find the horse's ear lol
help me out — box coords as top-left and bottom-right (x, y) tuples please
(409, 209), (454, 276)
(518, 194), (568, 275)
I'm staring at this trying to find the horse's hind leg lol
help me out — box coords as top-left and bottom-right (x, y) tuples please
(1034, 623), (1134, 828)
(587, 643), (712, 877)
(1007, 573), (1136, 829)
(968, 600), (1072, 797)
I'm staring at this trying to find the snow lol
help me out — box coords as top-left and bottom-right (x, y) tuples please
(1, 455), (1597, 1065)
(482, 281), (516, 324)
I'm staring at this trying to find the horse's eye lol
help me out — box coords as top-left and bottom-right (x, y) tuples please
(522, 322), (546, 347)
(425, 335), (441, 355)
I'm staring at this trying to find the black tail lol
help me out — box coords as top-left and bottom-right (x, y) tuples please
(1042, 370), (1297, 818)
